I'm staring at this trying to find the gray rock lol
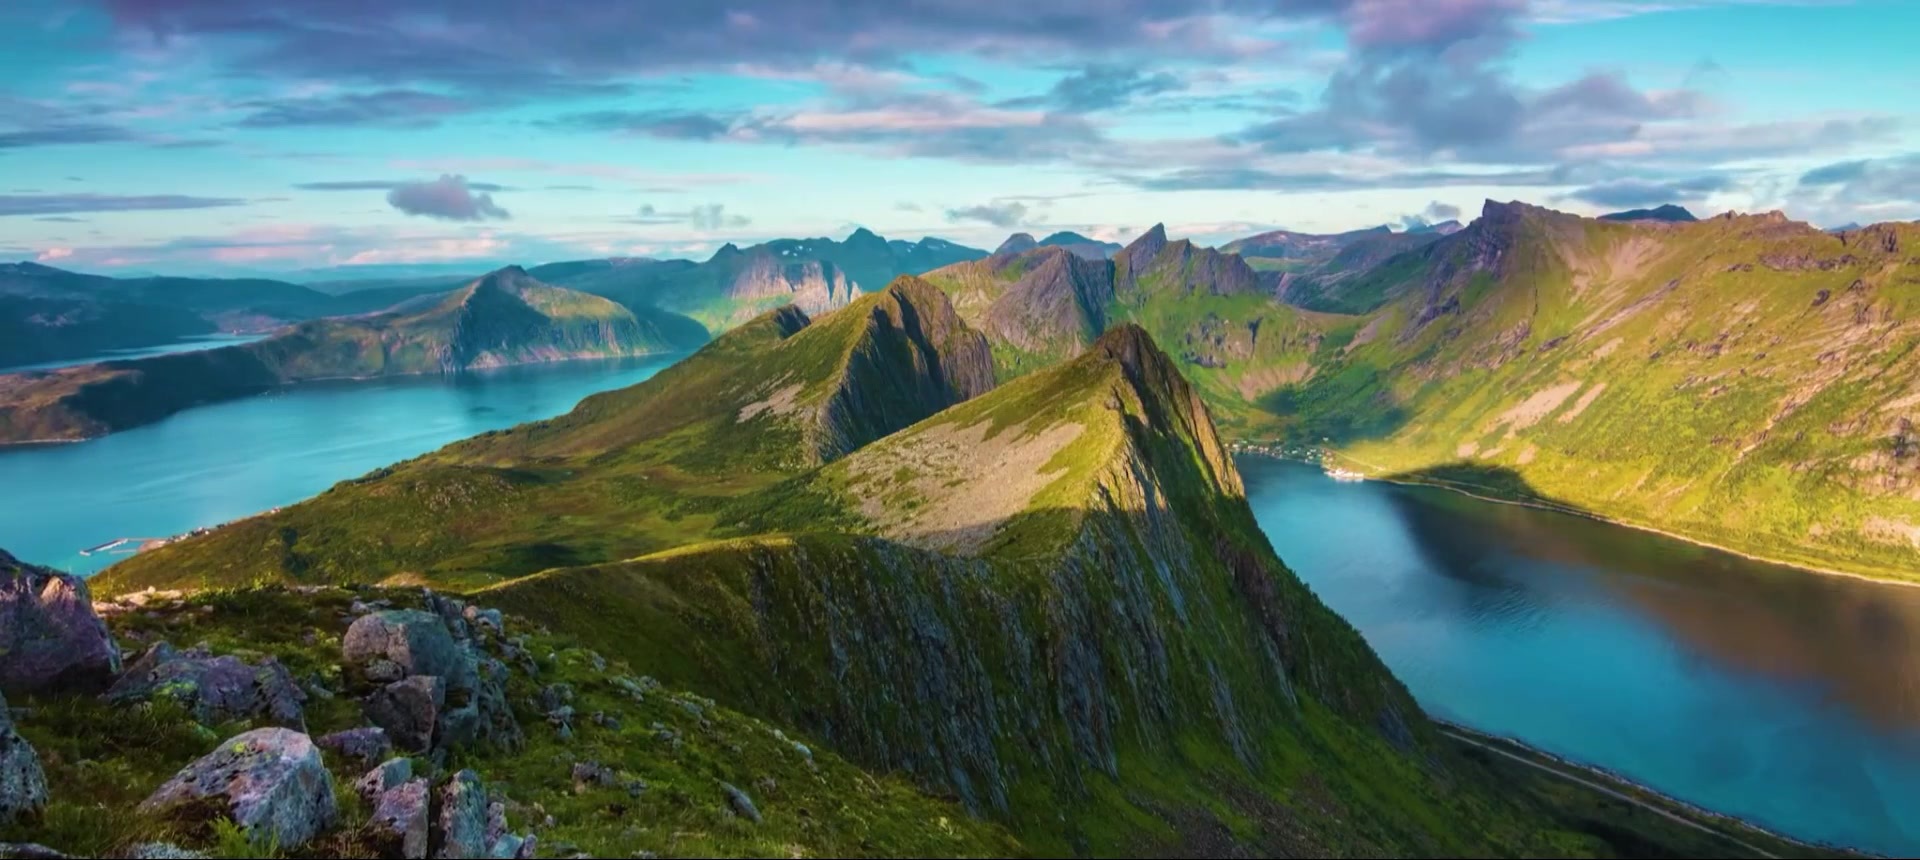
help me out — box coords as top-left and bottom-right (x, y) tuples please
(0, 549), (120, 695)
(435, 770), (487, 859)
(0, 844), (67, 859)
(138, 728), (336, 850)
(123, 843), (208, 858)
(316, 727), (391, 764)
(0, 690), (48, 826)
(342, 611), (468, 686)
(368, 778), (430, 859)
(570, 761), (616, 792)
(365, 659), (404, 684)
(537, 684), (573, 712)
(720, 782), (761, 824)
(462, 606), (503, 636)
(365, 675), (445, 753)
(355, 757), (413, 802)
(107, 643), (306, 728)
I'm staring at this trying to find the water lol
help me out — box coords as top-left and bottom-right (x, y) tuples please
(1, 334), (270, 373)
(0, 354), (681, 574)
(1239, 456), (1920, 856)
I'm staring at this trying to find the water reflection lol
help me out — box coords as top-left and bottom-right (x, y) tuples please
(1239, 456), (1920, 855)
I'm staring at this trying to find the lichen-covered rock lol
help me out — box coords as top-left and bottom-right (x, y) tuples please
(315, 727), (390, 764)
(364, 675), (445, 753)
(0, 548), (120, 695)
(122, 844), (206, 859)
(0, 843), (68, 859)
(138, 728), (336, 850)
(434, 770), (487, 859)
(342, 611), (468, 686)
(355, 757), (413, 802)
(721, 782), (762, 824)
(0, 691), (48, 826)
(107, 643), (306, 728)
(367, 778), (429, 859)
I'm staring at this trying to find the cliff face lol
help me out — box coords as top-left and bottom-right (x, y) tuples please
(982, 247), (1116, 355)
(1118, 225), (1259, 298)
(0, 268), (691, 444)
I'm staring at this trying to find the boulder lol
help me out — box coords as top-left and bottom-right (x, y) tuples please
(0, 549), (120, 695)
(342, 611), (468, 686)
(139, 728), (336, 850)
(435, 771), (488, 860)
(721, 782), (762, 824)
(364, 675), (445, 753)
(0, 844), (68, 859)
(122, 845), (207, 859)
(0, 691), (48, 825)
(355, 757), (413, 802)
(315, 727), (390, 764)
(107, 643), (306, 728)
(367, 778), (430, 859)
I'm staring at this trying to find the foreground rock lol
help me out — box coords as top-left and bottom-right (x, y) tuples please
(367, 777), (430, 859)
(0, 691), (48, 825)
(0, 548), (120, 695)
(342, 607), (520, 754)
(435, 770), (535, 859)
(107, 642), (306, 728)
(138, 728), (336, 850)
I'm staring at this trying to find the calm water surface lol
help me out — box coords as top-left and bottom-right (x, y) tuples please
(1239, 456), (1920, 856)
(1, 334), (269, 373)
(0, 354), (679, 573)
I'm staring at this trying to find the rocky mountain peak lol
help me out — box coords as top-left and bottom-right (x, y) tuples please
(995, 233), (1039, 255)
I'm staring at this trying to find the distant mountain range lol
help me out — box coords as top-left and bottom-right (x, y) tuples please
(1598, 204), (1698, 222)
(0, 267), (698, 442)
(993, 230), (1124, 260)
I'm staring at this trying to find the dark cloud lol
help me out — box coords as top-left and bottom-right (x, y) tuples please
(235, 89), (477, 128)
(999, 64), (1185, 113)
(945, 201), (1031, 228)
(1563, 175), (1734, 208)
(297, 179), (510, 192)
(384, 175), (510, 221)
(0, 124), (138, 149)
(626, 203), (750, 230)
(0, 194), (248, 216)
(34, 216), (87, 223)
(555, 110), (742, 141)
(1799, 159), (1869, 186)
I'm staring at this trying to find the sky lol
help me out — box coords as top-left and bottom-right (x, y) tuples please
(0, 0), (1915, 277)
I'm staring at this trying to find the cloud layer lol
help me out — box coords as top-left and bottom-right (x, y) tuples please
(384, 175), (510, 221)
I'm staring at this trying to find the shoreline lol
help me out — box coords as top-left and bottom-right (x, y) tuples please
(1434, 719), (1869, 857)
(1235, 445), (1920, 591)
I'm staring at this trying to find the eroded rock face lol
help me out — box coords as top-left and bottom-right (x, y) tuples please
(0, 549), (120, 695)
(139, 728), (336, 850)
(0, 690), (48, 826)
(107, 642), (306, 728)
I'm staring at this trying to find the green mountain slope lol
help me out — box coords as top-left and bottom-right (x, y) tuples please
(91, 276), (994, 591)
(1267, 202), (1920, 581)
(0, 266), (699, 443)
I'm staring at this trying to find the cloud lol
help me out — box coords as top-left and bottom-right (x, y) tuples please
(999, 64), (1185, 113)
(0, 124), (139, 148)
(1787, 153), (1920, 224)
(945, 201), (1031, 228)
(1123, 164), (1579, 192)
(33, 216), (87, 223)
(1798, 159), (1869, 186)
(297, 179), (510, 192)
(234, 89), (477, 128)
(384, 175), (510, 221)
(1563, 174), (1735, 208)
(627, 203), (750, 230)
(1399, 200), (1463, 229)
(894, 201), (923, 212)
(0, 193), (248, 216)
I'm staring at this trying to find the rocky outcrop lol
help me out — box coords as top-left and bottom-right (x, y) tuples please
(108, 642), (306, 727)
(367, 777), (430, 859)
(1116, 225), (1258, 297)
(982, 247), (1115, 356)
(722, 253), (861, 318)
(342, 604), (520, 755)
(315, 727), (390, 764)
(810, 277), (996, 463)
(139, 728), (336, 850)
(435, 770), (534, 859)
(0, 690), (47, 825)
(0, 549), (120, 695)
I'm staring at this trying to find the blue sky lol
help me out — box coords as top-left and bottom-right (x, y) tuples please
(0, 0), (1914, 276)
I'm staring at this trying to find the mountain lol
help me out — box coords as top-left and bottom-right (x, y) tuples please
(73, 294), (1816, 855)
(1254, 201), (1920, 582)
(1222, 224), (1393, 261)
(1409, 219), (1466, 234)
(0, 262), (464, 368)
(531, 230), (987, 331)
(1037, 230), (1123, 259)
(1598, 204), (1697, 222)
(0, 267), (700, 443)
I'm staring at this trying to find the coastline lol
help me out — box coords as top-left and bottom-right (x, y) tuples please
(1236, 445), (1920, 591)
(1434, 719), (1871, 858)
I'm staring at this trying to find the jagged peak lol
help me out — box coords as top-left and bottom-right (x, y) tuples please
(995, 233), (1038, 255)
(708, 242), (743, 262)
(1129, 223), (1169, 251)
